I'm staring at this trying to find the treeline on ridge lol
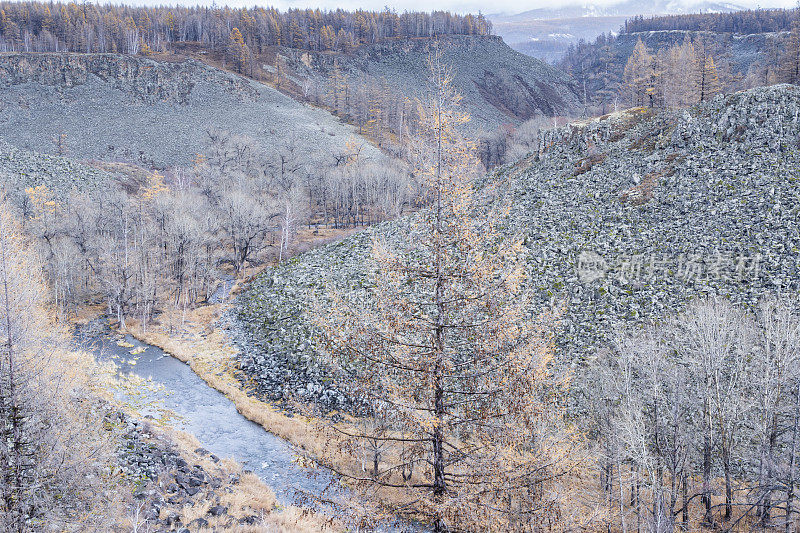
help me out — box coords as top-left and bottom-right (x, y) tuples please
(561, 8), (800, 115)
(624, 8), (798, 35)
(0, 1), (491, 54)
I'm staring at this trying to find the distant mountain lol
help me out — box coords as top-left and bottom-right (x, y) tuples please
(491, 0), (744, 62)
(490, 15), (630, 63)
(557, 7), (797, 113)
(493, 0), (744, 21)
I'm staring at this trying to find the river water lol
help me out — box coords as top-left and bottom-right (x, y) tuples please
(82, 328), (421, 531)
(82, 330), (340, 507)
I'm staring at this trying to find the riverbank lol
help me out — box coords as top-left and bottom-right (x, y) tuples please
(87, 323), (345, 531)
(121, 304), (337, 465)
(120, 416), (336, 532)
(118, 303), (419, 528)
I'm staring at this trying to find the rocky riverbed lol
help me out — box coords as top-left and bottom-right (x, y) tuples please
(113, 413), (263, 531)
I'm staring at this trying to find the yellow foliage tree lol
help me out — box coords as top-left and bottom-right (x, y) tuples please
(315, 50), (587, 532)
(140, 171), (169, 202)
(228, 27), (249, 73)
(24, 185), (57, 219)
(622, 38), (654, 107)
(694, 41), (722, 103)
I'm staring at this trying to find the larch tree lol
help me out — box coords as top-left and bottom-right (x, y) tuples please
(315, 49), (587, 532)
(781, 20), (800, 85)
(694, 41), (722, 103)
(622, 38), (654, 107)
(661, 37), (698, 109)
(228, 27), (249, 74)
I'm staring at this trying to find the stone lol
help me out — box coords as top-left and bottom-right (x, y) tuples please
(208, 505), (228, 517)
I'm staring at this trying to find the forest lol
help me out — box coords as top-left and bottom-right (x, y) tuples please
(624, 9), (798, 35)
(0, 131), (413, 330)
(561, 8), (800, 114)
(0, 2), (490, 54)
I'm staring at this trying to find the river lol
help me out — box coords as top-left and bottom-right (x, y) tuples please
(82, 330), (341, 507)
(82, 327), (421, 532)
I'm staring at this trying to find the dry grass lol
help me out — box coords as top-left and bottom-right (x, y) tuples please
(151, 425), (341, 532)
(572, 152), (607, 176)
(122, 304), (424, 522)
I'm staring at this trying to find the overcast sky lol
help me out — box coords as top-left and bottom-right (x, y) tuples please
(125, 0), (798, 16)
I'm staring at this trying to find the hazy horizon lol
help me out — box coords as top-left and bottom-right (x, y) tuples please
(93, 0), (799, 16)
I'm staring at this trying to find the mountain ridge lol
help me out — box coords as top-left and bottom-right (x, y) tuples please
(280, 34), (582, 133)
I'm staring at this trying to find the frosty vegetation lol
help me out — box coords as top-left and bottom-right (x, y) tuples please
(0, 202), (129, 530)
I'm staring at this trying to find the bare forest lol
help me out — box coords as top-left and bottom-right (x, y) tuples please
(0, 2), (490, 55)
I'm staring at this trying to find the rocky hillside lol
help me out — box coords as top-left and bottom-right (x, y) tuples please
(234, 84), (800, 407)
(0, 53), (385, 168)
(282, 35), (582, 134)
(0, 139), (116, 195)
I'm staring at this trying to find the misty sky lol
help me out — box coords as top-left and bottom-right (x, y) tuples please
(124, 0), (798, 16)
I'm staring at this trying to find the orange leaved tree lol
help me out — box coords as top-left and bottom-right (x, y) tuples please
(315, 49), (588, 532)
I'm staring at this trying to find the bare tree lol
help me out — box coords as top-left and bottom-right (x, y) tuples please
(0, 199), (126, 530)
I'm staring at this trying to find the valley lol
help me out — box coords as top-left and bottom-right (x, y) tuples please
(0, 2), (799, 532)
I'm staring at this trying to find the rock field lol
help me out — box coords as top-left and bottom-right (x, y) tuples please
(0, 139), (114, 195)
(114, 412), (262, 531)
(0, 52), (385, 168)
(234, 84), (800, 407)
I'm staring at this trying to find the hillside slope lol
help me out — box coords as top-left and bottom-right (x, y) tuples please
(282, 36), (582, 134)
(562, 28), (787, 110)
(0, 53), (385, 168)
(0, 139), (117, 195)
(234, 84), (800, 406)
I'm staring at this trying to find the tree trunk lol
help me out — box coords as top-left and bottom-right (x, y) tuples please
(702, 397), (713, 526)
(682, 471), (689, 532)
(788, 382), (800, 533)
(431, 73), (446, 533)
(763, 422), (778, 528)
(723, 440), (732, 521)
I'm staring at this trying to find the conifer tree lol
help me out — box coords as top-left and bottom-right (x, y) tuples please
(622, 38), (654, 107)
(781, 20), (800, 84)
(315, 50), (585, 532)
(228, 27), (248, 73)
(0, 201), (124, 529)
(694, 40), (722, 103)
